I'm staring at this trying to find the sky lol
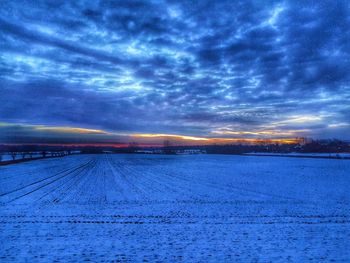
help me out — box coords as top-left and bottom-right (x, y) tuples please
(0, 0), (350, 145)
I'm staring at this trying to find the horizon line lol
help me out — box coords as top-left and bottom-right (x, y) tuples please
(1, 137), (349, 148)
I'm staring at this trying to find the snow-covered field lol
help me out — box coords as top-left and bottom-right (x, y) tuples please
(0, 153), (43, 162)
(0, 151), (81, 162)
(0, 154), (349, 262)
(246, 152), (350, 158)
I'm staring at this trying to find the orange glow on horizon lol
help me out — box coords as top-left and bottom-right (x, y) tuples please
(1, 122), (305, 146)
(132, 133), (304, 145)
(2, 137), (304, 148)
(132, 133), (210, 141)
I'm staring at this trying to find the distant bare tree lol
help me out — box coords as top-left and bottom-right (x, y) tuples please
(163, 140), (173, 154)
(41, 151), (47, 158)
(21, 152), (26, 159)
(128, 142), (139, 153)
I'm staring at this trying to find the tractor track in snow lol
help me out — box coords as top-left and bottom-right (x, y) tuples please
(0, 159), (93, 198)
(35, 159), (98, 204)
(0, 159), (95, 203)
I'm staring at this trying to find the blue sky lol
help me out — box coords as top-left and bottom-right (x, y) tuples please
(0, 0), (349, 144)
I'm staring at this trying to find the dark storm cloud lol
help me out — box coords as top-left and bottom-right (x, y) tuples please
(0, 0), (349, 142)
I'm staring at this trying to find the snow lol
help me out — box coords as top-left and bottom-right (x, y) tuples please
(0, 154), (349, 262)
(246, 152), (350, 158)
(0, 152), (56, 162)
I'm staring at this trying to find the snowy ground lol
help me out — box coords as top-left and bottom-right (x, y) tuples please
(246, 152), (350, 158)
(0, 154), (349, 262)
(0, 153), (42, 162)
(0, 151), (81, 162)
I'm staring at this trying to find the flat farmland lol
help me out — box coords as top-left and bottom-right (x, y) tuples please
(0, 154), (349, 262)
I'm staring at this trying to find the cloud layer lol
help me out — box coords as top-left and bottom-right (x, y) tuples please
(1, 0), (349, 143)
